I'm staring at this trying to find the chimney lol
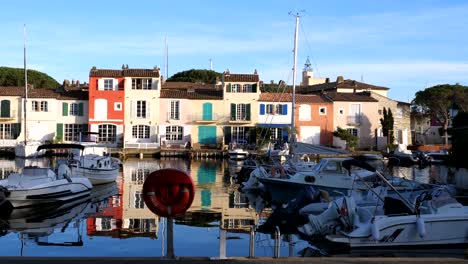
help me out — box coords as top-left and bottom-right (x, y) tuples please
(76, 80), (80, 86)
(254, 69), (258, 75)
(325, 78), (330, 83)
(71, 79), (76, 86)
(336, 76), (344, 83)
(63, 79), (70, 87)
(91, 66), (97, 72)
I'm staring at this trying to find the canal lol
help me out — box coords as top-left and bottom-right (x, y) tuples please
(0, 158), (466, 258)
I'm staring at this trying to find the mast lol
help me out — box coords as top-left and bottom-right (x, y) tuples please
(290, 13), (300, 154)
(23, 24), (28, 145)
(164, 34), (168, 81)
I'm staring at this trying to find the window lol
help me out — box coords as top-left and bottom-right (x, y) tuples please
(136, 101), (147, 118)
(231, 84), (240, 93)
(132, 78), (153, 90)
(31, 101), (39, 112)
(70, 103), (79, 116)
(40, 101), (48, 112)
(132, 125), (150, 139)
(0, 123), (19, 139)
(242, 84), (252, 92)
(114, 102), (122, 111)
(266, 104), (274, 114)
(131, 168), (150, 184)
(166, 126), (183, 141)
(64, 124), (83, 141)
(276, 104), (287, 115)
(319, 107), (327, 115)
(98, 124), (117, 143)
(104, 79), (114, 90)
(270, 127), (283, 141)
(133, 191), (145, 209)
(236, 104), (247, 120)
(169, 101), (180, 120)
(231, 126), (246, 142)
(347, 128), (358, 137)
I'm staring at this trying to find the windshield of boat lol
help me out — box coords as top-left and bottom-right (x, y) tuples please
(312, 159), (343, 174)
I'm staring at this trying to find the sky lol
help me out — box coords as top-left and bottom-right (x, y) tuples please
(1, 0), (468, 102)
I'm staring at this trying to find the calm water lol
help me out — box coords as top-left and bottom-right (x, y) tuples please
(0, 158), (466, 258)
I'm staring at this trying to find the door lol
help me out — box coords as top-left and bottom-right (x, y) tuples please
(202, 103), (212, 121)
(1, 100), (10, 118)
(198, 126), (216, 145)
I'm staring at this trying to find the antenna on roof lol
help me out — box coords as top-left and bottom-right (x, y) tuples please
(209, 58), (213, 71)
(361, 74), (364, 82)
(164, 34), (168, 81)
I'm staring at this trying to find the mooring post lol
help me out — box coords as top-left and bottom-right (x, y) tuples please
(274, 226), (280, 258)
(249, 225), (255, 258)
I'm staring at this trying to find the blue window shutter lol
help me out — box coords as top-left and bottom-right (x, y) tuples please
(260, 104), (265, 115)
(283, 104), (288, 115)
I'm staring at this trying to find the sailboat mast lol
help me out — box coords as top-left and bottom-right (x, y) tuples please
(290, 14), (299, 149)
(23, 24), (28, 145)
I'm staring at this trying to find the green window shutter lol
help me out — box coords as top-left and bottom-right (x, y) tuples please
(230, 103), (236, 120)
(226, 83), (232, 92)
(252, 83), (257, 93)
(78, 103), (84, 116)
(81, 124), (88, 133)
(62, 102), (68, 116)
(246, 104), (251, 121)
(56, 123), (63, 141)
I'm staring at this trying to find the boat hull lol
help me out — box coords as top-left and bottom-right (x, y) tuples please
(328, 215), (468, 248)
(5, 178), (91, 208)
(71, 166), (119, 185)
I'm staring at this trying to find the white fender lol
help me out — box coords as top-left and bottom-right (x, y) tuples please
(416, 217), (426, 238)
(371, 221), (380, 241)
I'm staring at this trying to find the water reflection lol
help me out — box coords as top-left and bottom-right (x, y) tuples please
(0, 157), (466, 258)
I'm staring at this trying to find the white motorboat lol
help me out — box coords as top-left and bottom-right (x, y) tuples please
(228, 141), (250, 161)
(69, 153), (120, 185)
(0, 145), (92, 208)
(252, 157), (377, 204)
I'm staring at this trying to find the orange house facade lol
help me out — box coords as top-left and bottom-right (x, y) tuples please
(88, 67), (126, 146)
(295, 94), (334, 145)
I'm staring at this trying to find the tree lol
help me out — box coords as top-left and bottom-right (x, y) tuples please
(380, 107), (394, 145)
(333, 127), (358, 150)
(0, 67), (60, 88)
(166, 69), (222, 83)
(412, 84), (468, 145)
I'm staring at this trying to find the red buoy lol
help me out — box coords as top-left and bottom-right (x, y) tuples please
(143, 169), (195, 218)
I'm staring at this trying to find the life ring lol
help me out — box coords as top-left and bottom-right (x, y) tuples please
(143, 169), (195, 218)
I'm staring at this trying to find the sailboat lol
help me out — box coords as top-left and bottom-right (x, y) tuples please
(14, 25), (43, 159)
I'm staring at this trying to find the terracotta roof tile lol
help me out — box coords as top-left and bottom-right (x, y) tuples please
(0, 86), (87, 100)
(162, 82), (220, 89)
(224, 74), (259, 82)
(259, 93), (329, 103)
(160, 89), (223, 100)
(324, 92), (378, 102)
(89, 68), (160, 77)
(301, 79), (389, 93)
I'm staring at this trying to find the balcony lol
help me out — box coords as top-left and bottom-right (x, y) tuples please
(347, 115), (362, 125)
(189, 113), (220, 123)
(229, 117), (251, 124)
(0, 110), (17, 121)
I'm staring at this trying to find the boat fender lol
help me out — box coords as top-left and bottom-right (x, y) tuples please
(371, 221), (380, 241)
(416, 217), (426, 238)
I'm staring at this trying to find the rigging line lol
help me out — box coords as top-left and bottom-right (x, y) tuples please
(299, 19), (321, 78)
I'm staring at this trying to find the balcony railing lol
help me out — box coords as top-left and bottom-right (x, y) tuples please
(189, 113), (220, 123)
(124, 141), (160, 149)
(347, 115), (362, 125)
(0, 139), (17, 147)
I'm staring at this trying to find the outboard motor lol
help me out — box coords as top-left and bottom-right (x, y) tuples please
(297, 196), (357, 237)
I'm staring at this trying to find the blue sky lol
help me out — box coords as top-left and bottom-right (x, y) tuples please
(1, 0), (467, 102)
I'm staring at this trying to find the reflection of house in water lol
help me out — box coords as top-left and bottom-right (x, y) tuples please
(121, 159), (166, 239)
(86, 177), (124, 238)
(181, 160), (258, 233)
(0, 159), (17, 180)
(0, 158), (50, 180)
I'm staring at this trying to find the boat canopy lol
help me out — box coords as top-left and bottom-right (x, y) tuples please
(37, 143), (85, 151)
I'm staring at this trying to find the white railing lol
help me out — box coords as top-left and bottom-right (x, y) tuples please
(124, 142), (160, 149)
(0, 139), (17, 147)
(189, 113), (220, 122)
